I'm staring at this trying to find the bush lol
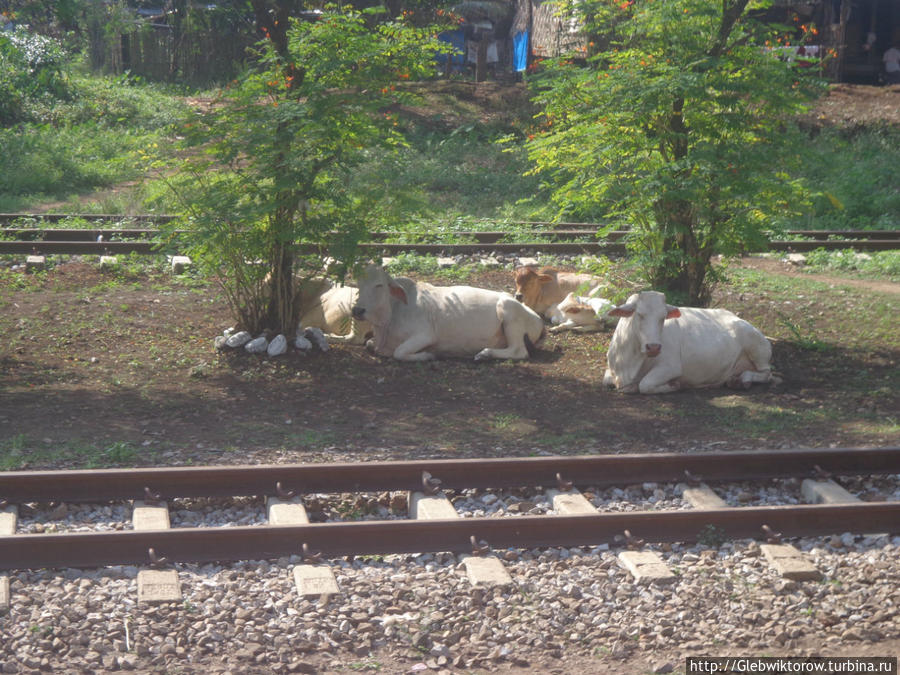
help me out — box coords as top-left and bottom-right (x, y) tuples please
(803, 248), (900, 280)
(0, 27), (70, 124)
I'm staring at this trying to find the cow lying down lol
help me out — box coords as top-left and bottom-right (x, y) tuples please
(548, 292), (615, 333)
(352, 265), (545, 361)
(603, 291), (776, 394)
(295, 278), (371, 345)
(514, 265), (602, 320)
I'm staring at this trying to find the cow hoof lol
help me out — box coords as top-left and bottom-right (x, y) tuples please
(474, 349), (491, 362)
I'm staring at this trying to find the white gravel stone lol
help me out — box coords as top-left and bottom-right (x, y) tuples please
(244, 336), (268, 354)
(224, 331), (252, 348)
(4, 477), (899, 673)
(267, 334), (288, 357)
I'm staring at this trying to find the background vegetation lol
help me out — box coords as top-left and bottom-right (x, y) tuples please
(1, 3), (898, 291)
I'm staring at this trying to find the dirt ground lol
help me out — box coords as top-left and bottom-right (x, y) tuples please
(0, 257), (897, 471)
(1, 82), (898, 675)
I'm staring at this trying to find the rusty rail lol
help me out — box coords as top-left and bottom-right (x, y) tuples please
(1, 447), (898, 503)
(1, 503), (898, 570)
(2, 239), (898, 256)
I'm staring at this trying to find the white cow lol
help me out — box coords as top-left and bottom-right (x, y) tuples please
(296, 278), (371, 345)
(603, 291), (776, 394)
(548, 292), (616, 333)
(352, 265), (545, 361)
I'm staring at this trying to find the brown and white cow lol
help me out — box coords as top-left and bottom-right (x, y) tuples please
(514, 266), (602, 319)
(603, 291), (776, 394)
(352, 265), (545, 361)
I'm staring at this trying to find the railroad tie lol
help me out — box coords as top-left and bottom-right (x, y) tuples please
(682, 484), (823, 581)
(25, 255), (45, 273)
(168, 255), (192, 274)
(132, 500), (182, 604)
(0, 505), (14, 614)
(759, 544), (823, 582)
(0, 575), (8, 615)
(544, 488), (597, 515)
(409, 490), (513, 587)
(266, 496), (341, 599)
(548, 486), (678, 585)
(801, 479), (884, 538)
(681, 484), (728, 510)
(0, 504), (16, 536)
(801, 479), (860, 505)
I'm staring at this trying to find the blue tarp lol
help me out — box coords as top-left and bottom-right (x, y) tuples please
(436, 30), (466, 66)
(513, 30), (529, 72)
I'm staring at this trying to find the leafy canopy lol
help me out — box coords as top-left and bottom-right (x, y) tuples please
(525, 0), (825, 303)
(168, 6), (449, 334)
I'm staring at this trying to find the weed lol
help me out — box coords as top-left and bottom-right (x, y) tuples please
(0, 434), (29, 470)
(776, 312), (832, 352)
(697, 524), (727, 548)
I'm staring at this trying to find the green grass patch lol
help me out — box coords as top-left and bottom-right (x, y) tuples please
(776, 126), (900, 231)
(0, 435), (144, 470)
(802, 249), (900, 281)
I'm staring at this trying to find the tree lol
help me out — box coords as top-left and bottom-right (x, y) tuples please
(525, 0), (825, 304)
(167, 5), (448, 336)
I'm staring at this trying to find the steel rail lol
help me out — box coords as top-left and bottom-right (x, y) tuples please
(2, 215), (897, 240)
(3, 239), (898, 256)
(0, 228), (188, 241)
(4, 228), (898, 243)
(1, 447), (897, 503)
(0, 213), (178, 224)
(1, 502), (898, 570)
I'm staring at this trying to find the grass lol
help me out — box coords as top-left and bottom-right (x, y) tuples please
(777, 126), (900, 231)
(0, 71), (190, 212)
(0, 434), (144, 470)
(802, 249), (900, 281)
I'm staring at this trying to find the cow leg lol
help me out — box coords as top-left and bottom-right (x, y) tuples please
(726, 349), (775, 389)
(326, 317), (367, 345)
(549, 320), (576, 333)
(392, 333), (437, 361)
(637, 366), (683, 394)
(475, 298), (533, 361)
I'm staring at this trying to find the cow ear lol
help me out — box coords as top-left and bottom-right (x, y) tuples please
(666, 305), (681, 319)
(608, 303), (635, 318)
(389, 282), (408, 304)
(537, 274), (554, 284)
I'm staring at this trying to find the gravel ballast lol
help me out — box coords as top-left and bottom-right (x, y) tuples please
(3, 477), (899, 673)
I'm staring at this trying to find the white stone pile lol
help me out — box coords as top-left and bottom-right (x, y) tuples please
(214, 327), (330, 357)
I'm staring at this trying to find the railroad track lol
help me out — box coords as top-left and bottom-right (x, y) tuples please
(1, 217), (897, 256)
(2, 447), (898, 572)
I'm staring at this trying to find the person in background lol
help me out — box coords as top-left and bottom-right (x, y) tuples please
(883, 42), (900, 85)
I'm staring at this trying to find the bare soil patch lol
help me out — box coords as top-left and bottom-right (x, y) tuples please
(0, 257), (897, 470)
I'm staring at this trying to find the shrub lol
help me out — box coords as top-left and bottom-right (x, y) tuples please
(0, 27), (70, 124)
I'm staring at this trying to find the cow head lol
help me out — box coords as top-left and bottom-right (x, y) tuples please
(609, 291), (680, 358)
(352, 265), (407, 327)
(514, 265), (556, 308)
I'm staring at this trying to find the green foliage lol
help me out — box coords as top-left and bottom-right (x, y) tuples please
(776, 127), (900, 231)
(0, 36), (188, 210)
(166, 6), (449, 335)
(525, 0), (826, 304)
(802, 249), (900, 281)
(0, 26), (71, 124)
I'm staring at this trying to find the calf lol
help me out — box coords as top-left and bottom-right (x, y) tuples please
(603, 291), (776, 394)
(514, 266), (602, 319)
(352, 265), (545, 361)
(548, 292), (615, 333)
